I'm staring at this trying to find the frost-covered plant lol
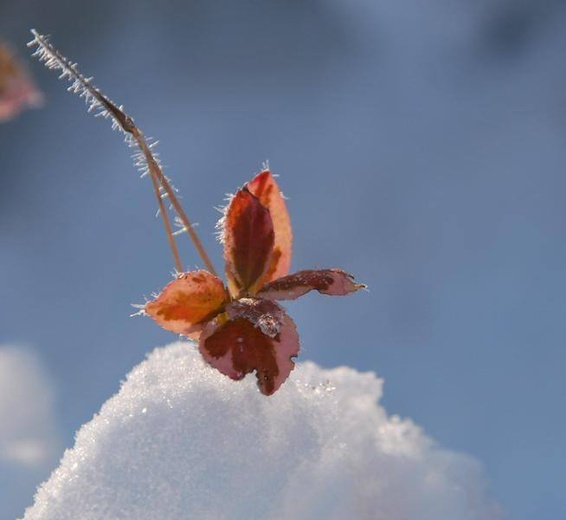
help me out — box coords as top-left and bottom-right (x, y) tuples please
(29, 30), (365, 395)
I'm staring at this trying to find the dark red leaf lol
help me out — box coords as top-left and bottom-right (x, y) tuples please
(258, 268), (366, 300)
(199, 299), (299, 395)
(223, 188), (274, 297)
(247, 170), (293, 285)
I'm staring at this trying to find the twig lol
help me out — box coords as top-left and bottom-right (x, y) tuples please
(28, 29), (218, 276)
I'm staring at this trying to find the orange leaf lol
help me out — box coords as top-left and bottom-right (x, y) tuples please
(223, 188), (274, 297)
(145, 270), (228, 337)
(247, 170), (293, 285)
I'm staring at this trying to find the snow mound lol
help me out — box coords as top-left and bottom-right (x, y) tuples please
(24, 342), (501, 520)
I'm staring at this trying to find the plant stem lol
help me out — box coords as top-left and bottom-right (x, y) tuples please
(29, 30), (218, 277)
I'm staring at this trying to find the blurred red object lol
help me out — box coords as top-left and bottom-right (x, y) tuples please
(0, 40), (43, 122)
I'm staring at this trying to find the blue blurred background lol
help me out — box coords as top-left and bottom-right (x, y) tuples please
(2, 0), (566, 518)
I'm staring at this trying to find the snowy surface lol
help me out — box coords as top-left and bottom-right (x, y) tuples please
(24, 342), (501, 520)
(0, 346), (61, 520)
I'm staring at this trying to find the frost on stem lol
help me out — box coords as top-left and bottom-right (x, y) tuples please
(27, 30), (217, 276)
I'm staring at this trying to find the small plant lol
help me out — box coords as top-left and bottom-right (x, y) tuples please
(29, 30), (365, 395)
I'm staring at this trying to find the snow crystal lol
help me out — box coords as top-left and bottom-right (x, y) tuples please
(24, 342), (501, 520)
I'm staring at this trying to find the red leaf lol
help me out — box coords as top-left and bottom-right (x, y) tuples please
(144, 270), (228, 337)
(199, 299), (299, 395)
(223, 188), (274, 297)
(247, 170), (293, 285)
(258, 268), (366, 300)
(0, 43), (42, 122)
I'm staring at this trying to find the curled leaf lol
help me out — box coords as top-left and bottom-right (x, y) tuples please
(259, 268), (366, 301)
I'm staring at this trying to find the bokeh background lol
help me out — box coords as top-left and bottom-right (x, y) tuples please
(1, 0), (566, 518)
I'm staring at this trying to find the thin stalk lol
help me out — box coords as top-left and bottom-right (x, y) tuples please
(146, 151), (183, 273)
(133, 132), (217, 276)
(28, 30), (217, 276)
